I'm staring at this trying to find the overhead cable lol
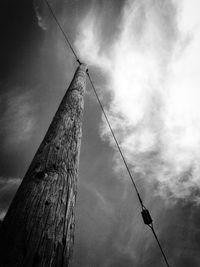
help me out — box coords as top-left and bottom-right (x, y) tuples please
(87, 71), (144, 208)
(44, 0), (80, 63)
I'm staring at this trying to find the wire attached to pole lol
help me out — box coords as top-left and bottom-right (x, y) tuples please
(87, 70), (171, 267)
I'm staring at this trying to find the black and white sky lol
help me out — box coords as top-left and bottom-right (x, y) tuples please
(1, 0), (200, 266)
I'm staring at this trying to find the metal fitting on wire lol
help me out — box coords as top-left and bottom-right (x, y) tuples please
(141, 207), (153, 226)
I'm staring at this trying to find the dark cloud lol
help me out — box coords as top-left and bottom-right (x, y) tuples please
(0, 0), (43, 81)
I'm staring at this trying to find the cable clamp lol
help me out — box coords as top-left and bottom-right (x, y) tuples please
(141, 207), (153, 226)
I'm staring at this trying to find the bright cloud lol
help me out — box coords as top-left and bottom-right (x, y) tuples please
(75, 0), (200, 203)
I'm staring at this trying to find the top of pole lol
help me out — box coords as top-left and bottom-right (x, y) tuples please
(77, 62), (88, 72)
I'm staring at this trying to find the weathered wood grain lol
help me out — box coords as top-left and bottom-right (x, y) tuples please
(0, 64), (87, 267)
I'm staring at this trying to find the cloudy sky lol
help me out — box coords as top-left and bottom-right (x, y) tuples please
(1, 0), (200, 266)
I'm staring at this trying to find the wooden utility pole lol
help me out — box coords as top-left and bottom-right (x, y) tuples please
(0, 64), (87, 267)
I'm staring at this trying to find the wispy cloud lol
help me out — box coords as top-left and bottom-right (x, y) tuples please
(34, 3), (47, 31)
(75, 0), (200, 203)
(0, 88), (37, 147)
